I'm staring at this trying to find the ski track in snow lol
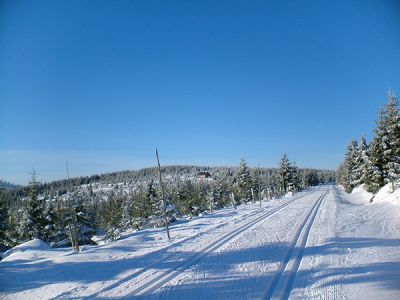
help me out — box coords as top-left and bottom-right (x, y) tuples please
(263, 190), (328, 300)
(288, 188), (344, 300)
(148, 189), (327, 299)
(1, 185), (400, 300)
(289, 186), (400, 300)
(43, 204), (274, 299)
(117, 190), (316, 298)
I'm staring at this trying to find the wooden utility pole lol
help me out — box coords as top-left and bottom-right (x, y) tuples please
(155, 148), (170, 240)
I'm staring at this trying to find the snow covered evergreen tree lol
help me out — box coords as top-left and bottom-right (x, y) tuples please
(174, 182), (188, 214)
(43, 198), (57, 243)
(301, 169), (320, 189)
(365, 139), (384, 193)
(278, 154), (291, 194)
(339, 90), (400, 194)
(103, 193), (123, 241)
(357, 135), (368, 184)
(66, 191), (96, 246)
(236, 159), (252, 202)
(365, 91), (400, 193)
(174, 180), (204, 216)
(358, 134), (380, 193)
(351, 140), (364, 187)
(251, 168), (262, 202)
(19, 168), (46, 241)
(130, 191), (147, 229)
(289, 163), (301, 192)
(213, 176), (231, 208)
(0, 198), (8, 247)
(336, 162), (349, 188)
(146, 180), (159, 217)
(383, 90), (400, 191)
(120, 193), (133, 229)
(343, 140), (359, 193)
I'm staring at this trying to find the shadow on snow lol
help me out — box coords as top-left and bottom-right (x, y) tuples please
(1, 236), (399, 299)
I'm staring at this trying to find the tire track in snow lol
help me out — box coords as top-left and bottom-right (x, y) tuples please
(263, 191), (327, 300)
(122, 191), (318, 298)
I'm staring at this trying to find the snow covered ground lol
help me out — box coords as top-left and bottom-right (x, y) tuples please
(1, 185), (399, 299)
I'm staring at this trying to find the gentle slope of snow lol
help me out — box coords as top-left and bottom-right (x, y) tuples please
(1, 185), (399, 299)
(373, 182), (400, 205)
(1, 239), (52, 261)
(348, 184), (373, 204)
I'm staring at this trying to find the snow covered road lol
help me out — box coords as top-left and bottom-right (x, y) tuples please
(1, 185), (399, 299)
(124, 189), (326, 299)
(290, 186), (400, 300)
(148, 189), (328, 300)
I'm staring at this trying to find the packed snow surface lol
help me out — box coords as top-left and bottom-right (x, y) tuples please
(1, 185), (399, 299)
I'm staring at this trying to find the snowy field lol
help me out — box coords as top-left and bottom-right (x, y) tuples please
(1, 185), (399, 299)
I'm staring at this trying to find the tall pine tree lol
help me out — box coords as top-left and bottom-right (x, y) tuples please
(0, 198), (8, 248)
(19, 168), (46, 241)
(278, 153), (291, 194)
(236, 159), (252, 202)
(343, 140), (359, 193)
(366, 91), (400, 192)
(384, 90), (400, 191)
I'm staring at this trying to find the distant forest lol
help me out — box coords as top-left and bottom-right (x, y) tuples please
(0, 160), (335, 251)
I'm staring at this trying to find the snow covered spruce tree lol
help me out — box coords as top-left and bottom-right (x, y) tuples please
(278, 153), (291, 194)
(213, 176), (232, 208)
(338, 136), (380, 193)
(236, 158), (252, 202)
(43, 198), (57, 243)
(336, 162), (348, 189)
(358, 135), (378, 192)
(277, 154), (303, 194)
(146, 180), (165, 226)
(341, 140), (360, 193)
(251, 167), (262, 203)
(339, 89), (400, 194)
(383, 90), (400, 191)
(103, 192), (123, 241)
(146, 180), (159, 217)
(301, 169), (319, 189)
(289, 163), (301, 192)
(66, 191), (96, 248)
(19, 168), (46, 241)
(0, 197), (9, 248)
(120, 192), (134, 230)
(127, 191), (145, 230)
(174, 180), (204, 216)
(341, 134), (374, 192)
(366, 90), (400, 192)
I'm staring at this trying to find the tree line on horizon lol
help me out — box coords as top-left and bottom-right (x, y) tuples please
(336, 90), (400, 195)
(0, 159), (334, 251)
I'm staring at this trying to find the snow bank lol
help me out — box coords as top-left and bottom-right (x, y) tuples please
(344, 183), (400, 206)
(348, 184), (374, 204)
(284, 191), (293, 198)
(1, 239), (52, 262)
(372, 182), (400, 205)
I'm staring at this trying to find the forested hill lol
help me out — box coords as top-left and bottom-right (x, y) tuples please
(0, 180), (20, 190)
(0, 162), (334, 249)
(3, 165), (335, 196)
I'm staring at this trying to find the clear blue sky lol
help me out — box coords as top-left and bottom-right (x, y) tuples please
(1, 0), (400, 184)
